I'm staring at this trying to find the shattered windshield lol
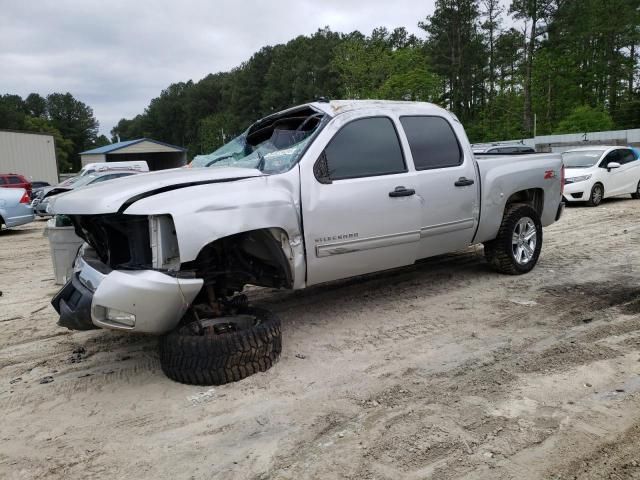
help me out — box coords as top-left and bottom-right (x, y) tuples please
(562, 150), (605, 168)
(190, 107), (326, 174)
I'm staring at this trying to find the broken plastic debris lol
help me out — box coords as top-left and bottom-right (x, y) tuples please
(188, 388), (216, 405)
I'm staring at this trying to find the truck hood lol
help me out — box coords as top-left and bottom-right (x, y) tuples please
(51, 167), (263, 215)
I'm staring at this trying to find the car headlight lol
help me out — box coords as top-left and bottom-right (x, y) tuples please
(105, 308), (136, 327)
(564, 174), (591, 185)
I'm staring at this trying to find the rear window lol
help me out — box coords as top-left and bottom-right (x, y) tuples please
(400, 116), (462, 170)
(620, 149), (637, 164)
(8, 176), (22, 184)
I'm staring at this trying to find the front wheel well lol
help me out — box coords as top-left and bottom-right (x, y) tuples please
(505, 188), (544, 216)
(181, 228), (293, 297)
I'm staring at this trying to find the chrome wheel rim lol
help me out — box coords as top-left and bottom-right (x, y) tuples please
(511, 217), (537, 265)
(592, 185), (603, 204)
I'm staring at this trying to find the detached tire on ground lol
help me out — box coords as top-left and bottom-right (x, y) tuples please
(483, 204), (543, 275)
(159, 306), (282, 386)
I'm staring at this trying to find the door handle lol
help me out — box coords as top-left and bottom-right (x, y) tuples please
(389, 186), (416, 197)
(455, 177), (475, 187)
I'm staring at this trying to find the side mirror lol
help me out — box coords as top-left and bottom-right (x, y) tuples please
(607, 162), (621, 171)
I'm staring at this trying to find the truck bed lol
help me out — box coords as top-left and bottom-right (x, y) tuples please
(473, 153), (563, 244)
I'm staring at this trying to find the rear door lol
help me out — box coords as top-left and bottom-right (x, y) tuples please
(301, 115), (421, 285)
(398, 116), (479, 259)
(617, 148), (640, 193)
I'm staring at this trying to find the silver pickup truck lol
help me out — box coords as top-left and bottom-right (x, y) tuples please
(50, 100), (564, 384)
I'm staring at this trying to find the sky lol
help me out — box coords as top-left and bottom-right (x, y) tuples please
(0, 0), (512, 137)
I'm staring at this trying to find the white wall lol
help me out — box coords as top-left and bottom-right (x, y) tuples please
(0, 130), (58, 184)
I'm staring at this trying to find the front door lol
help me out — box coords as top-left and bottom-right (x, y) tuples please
(300, 115), (421, 286)
(600, 149), (632, 196)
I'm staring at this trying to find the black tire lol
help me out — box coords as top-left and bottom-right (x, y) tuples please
(631, 181), (640, 199)
(159, 306), (282, 386)
(586, 183), (604, 206)
(483, 204), (543, 275)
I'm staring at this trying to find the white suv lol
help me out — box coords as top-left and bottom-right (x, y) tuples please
(562, 146), (640, 206)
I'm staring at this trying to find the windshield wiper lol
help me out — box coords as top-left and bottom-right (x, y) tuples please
(205, 154), (235, 167)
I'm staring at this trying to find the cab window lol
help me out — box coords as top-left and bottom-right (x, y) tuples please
(8, 176), (22, 184)
(321, 117), (406, 180)
(400, 116), (462, 170)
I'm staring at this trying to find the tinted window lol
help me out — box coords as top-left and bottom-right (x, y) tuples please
(400, 116), (462, 170)
(8, 176), (22, 184)
(600, 150), (619, 168)
(619, 149), (636, 164)
(323, 117), (405, 180)
(0, 177), (6, 185)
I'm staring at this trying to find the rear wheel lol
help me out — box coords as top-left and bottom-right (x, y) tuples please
(586, 183), (604, 206)
(484, 204), (543, 275)
(631, 181), (640, 199)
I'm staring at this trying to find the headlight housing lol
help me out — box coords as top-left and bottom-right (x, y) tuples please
(564, 174), (591, 185)
(149, 215), (181, 271)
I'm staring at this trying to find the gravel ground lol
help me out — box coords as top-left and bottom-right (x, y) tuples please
(1, 199), (640, 480)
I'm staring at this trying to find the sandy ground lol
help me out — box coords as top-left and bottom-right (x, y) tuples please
(1, 200), (640, 480)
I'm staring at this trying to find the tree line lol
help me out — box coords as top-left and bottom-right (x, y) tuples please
(2, 0), (639, 171)
(0, 92), (107, 172)
(112, 0), (639, 157)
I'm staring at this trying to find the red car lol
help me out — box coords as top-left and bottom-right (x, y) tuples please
(0, 174), (32, 197)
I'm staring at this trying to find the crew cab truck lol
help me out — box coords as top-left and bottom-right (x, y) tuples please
(50, 100), (564, 385)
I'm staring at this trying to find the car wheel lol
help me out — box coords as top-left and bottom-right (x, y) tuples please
(483, 204), (543, 275)
(631, 181), (640, 199)
(159, 305), (282, 386)
(586, 183), (604, 206)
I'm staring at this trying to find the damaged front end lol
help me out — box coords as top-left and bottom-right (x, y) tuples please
(52, 213), (203, 334)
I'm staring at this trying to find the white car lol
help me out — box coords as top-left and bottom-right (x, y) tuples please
(562, 146), (640, 206)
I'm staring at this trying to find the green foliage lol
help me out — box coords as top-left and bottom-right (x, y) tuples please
(46, 93), (100, 170)
(554, 106), (615, 134)
(22, 116), (74, 172)
(332, 28), (441, 102)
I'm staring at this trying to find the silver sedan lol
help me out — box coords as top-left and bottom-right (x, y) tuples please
(0, 188), (34, 230)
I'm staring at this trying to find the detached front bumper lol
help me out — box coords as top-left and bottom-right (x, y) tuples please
(51, 254), (203, 334)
